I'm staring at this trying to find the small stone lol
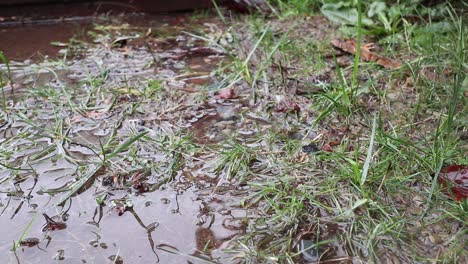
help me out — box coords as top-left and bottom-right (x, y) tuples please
(302, 143), (319, 154)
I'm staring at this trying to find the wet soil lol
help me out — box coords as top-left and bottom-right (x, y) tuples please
(2, 3), (465, 264)
(0, 11), (251, 264)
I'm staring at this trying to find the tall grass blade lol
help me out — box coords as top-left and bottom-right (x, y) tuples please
(211, 0), (226, 24)
(56, 164), (103, 206)
(105, 131), (148, 160)
(0, 51), (12, 83)
(0, 51), (12, 111)
(13, 213), (37, 252)
(351, 0), (363, 100)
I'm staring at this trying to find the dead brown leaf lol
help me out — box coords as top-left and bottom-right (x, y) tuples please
(322, 143), (333, 152)
(214, 88), (236, 99)
(331, 39), (401, 69)
(70, 111), (110, 123)
(274, 96), (300, 113)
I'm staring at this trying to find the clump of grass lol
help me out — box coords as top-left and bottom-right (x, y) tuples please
(214, 139), (256, 182)
(221, 1), (467, 263)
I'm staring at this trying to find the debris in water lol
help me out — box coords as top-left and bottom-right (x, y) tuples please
(53, 249), (65, 260)
(19, 238), (40, 247)
(42, 213), (67, 232)
(108, 255), (124, 264)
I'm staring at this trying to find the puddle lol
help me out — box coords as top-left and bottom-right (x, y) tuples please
(0, 22), (90, 60)
(0, 8), (251, 263)
(188, 101), (270, 145)
(0, 149), (249, 263)
(0, 185), (246, 263)
(0, 3), (321, 263)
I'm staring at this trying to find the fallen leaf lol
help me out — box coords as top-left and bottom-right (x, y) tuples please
(322, 143), (333, 152)
(331, 39), (401, 69)
(189, 46), (225, 56)
(42, 213), (67, 232)
(274, 96), (300, 113)
(214, 88), (236, 100)
(437, 164), (468, 201)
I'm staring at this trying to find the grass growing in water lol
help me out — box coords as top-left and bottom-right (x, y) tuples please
(0, 1), (466, 263)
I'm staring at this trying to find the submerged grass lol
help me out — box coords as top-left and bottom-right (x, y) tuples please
(0, 1), (466, 263)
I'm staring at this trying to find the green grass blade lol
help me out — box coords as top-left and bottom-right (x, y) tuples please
(0, 51), (12, 83)
(105, 131), (148, 160)
(13, 213), (37, 252)
(0, 50), (11, 111)
(56, 164), (103, 206)
(361, 114), (377, 186)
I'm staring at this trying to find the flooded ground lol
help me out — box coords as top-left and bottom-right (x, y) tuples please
(0, 10), (256, 263)
(0, 22), (89, 60)
(1, 2), (466, 264)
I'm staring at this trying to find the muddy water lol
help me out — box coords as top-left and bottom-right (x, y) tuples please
(0, 11), (255, 263)
(0, 22), (90, 60)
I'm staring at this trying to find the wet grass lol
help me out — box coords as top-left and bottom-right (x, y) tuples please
(0, 1), (466, 263)
(211, 1), (467, 263)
